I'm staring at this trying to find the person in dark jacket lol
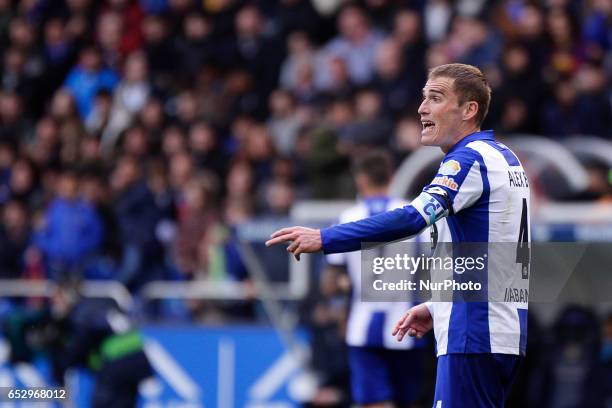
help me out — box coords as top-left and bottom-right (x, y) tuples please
(4, 277), (153, 408)
(111, 155), (165, 291)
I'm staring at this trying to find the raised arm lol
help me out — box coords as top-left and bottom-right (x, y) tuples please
(265, 190), (448, 259)
(319, 205), (427, 253)
(265, 149), (484, 259)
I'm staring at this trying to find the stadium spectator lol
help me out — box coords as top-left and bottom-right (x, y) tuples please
(138, 96), (166, 140)
(346, 87), (393, 149)
(542, 78), (581, 137)
(141, 13), (177, 87)
(1, 47), (38, 115)
(243, 123), (276, 189)
(100, 51), (151, 152)
(161, 125), (187, 158)
(372, 37), (421, 119)
(188, 120), (227, 178)
(0, 200), (30, 279)
(423, 0), (452, 43)
(104, 0), (145, 56)
(86, 89), (113, 138)
(261, 179), (295, 216)
(280, 31), (318, 102)
(63, 46), (119, 120)
(391, 114), (425, 161)
(317, 4), (384, 89)
(545, 7), (584, 79)
(583, 0), (612, 57)
(33, 168), (104, 279)
(448, 15), (502, 68)
(174, 173), (219, 278)
(110, 155), (164, 291)
(267, 88), (303, 156)
(175, 11), (216, 77)
(0, 91), (29, 146)
(97, 11), (125, 70)
(573, 63), (612, 138)
(274, 0), (322, 39)
(229, 4), (284, 109)
(392, 7), (427, 83)
(492, 43), (547, 133)
(80, 170), (121, 280)
(6, 157), (40, 210)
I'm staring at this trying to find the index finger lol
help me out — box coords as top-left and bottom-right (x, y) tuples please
(265, 230), (296, 247)
(270, 227), (298, 239)
(392, 312), (409, 336)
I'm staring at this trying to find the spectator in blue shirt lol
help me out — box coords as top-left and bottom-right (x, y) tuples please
(34, 168), (104, 279)
(63, 46), (119, 120)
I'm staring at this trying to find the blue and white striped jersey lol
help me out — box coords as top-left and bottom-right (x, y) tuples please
(321, 130), (530, 356)
(326, 197), (427, 350)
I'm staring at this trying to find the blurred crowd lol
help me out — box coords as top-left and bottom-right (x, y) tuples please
(0, 0), (611, 316)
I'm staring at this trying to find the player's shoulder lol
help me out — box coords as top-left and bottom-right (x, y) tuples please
(446, 144), (485, 162)
(463, 138), (523, 169)
(437, 147), (484, 180)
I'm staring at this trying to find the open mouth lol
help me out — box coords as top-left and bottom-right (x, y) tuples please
(422, 120), (435, 131)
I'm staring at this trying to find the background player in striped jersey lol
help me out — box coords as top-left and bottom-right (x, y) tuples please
(324, 150), (427, 407)
(266, 63), (529, 408)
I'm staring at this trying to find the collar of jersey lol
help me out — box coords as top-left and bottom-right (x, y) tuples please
(447, 130), (495, 154)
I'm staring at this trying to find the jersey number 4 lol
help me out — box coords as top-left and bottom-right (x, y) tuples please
(516, 198), (530, 279)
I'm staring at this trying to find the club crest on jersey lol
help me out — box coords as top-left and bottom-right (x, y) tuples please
(439, 159), (461, 176)
(431, 176), (459, 191)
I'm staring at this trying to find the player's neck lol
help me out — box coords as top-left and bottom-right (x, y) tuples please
(441, 126), (482, 153)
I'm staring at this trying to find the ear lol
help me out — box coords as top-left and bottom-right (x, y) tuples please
(462, 101), (479, 122)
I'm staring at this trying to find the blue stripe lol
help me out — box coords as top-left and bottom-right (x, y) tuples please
(447, 151), (491, 353)
(366, 311), (385, 347)
(518, 308), (528, 355)
(484, 141), (520, 166)
(445, 218), (467, 353)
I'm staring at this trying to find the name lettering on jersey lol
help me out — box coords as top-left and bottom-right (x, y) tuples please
(439, 159), (461, 176)
(503, 287), (529, 303)
(508, 170), (529, 188)
(431, 176), (459, 191)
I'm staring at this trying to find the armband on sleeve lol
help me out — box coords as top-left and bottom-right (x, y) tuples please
(411, 189), (450, 226)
